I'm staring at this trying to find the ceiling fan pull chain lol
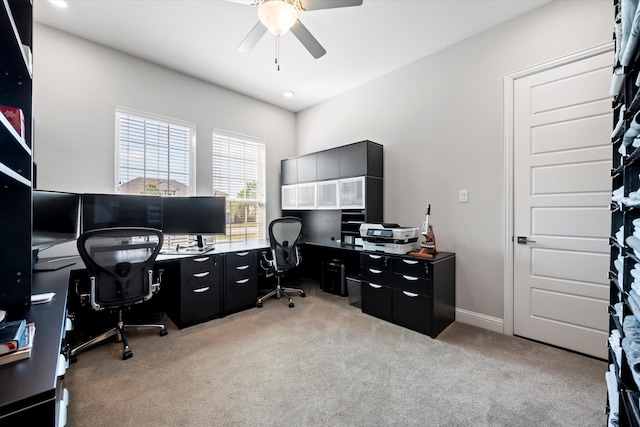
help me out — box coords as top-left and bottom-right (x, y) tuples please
(276, 35), (280, 71)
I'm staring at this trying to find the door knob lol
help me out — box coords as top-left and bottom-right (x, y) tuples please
(517, 236), (536, 244)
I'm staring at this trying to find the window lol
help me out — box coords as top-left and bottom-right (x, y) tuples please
(213, 130), (266, 242)
(116, 107), (195, 196)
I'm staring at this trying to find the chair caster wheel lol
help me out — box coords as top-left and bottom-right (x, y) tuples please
(123, 350), (133, 360)
(301, 292), (306, 297)
(257, 302), (263, 308)
(160, 329), (168, 337)
(289, 302), (294, 308)
(70, 355), (78, 364)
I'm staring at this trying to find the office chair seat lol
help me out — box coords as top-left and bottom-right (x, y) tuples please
(258, 217), (305, 308)
(70, 227), (167, 361)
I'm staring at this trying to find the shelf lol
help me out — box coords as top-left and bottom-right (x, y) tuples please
(0, 0), (31, 79)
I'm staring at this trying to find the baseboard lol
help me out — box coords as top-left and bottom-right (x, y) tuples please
(455, 308), (504, 334)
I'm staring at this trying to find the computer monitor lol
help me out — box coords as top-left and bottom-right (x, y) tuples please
(32, 189), (81, 249)
(162, 196), (226, 248)
(82, 193), (163, 232)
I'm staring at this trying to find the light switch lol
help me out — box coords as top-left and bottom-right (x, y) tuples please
(459, 190), (468, 203)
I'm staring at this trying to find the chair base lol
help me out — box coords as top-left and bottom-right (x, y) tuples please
(257, 282), (305, 308)
(70, 312), (167, 361)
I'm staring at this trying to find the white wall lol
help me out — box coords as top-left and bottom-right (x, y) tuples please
(32, 23), (296, 223)
(295, 0), (612, 326)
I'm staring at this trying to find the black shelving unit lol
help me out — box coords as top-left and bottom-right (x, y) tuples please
(0, 0), (33, 310)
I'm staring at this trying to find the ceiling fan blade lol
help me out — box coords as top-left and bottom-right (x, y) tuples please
(290, 20), (326, 59)
(299, 0), (363, 11)
(237, 21), (267, 52)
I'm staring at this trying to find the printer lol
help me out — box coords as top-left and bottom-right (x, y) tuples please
(359, 223), (420, 254)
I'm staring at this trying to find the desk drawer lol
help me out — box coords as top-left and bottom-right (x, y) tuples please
(392, 289), (431, 335)
(392, 257), (431, 279)
(177, 284), (221, 328)
(226, 261), (257, 282)
(361, 253), (391, 271)
(225, 276), (258, 313)
(182, 270), (218, 292)
(361, 281), (392, 322)
(225, 251), (257, 270)
(181, 255), (220, 276)
(392, 273), (431, 296)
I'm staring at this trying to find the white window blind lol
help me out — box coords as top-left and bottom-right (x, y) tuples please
(116, 108), (195, 196)
(213, 130), (265, 242)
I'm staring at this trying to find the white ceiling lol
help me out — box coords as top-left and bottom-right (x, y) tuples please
(33, 0), (551, 112)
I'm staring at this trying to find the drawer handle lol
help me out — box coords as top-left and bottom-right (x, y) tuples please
(403, 259), (419, 265)
(193, 272), (210, 278)
(193, 287), (210, 293)
(236, 265), (249, 271)
(369, 268), (382, 274)
(236, 251), (250, 257)
(368, 254), (382, 259)
(368, 283), (382, 289)
(193, 257), (209, 262)
(402, 275), (419, 281)
(403, 291), (419, 297)
(236, 278), (249, 284)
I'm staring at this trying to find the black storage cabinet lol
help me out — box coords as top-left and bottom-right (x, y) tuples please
(224, 250), (258, 314)
(360, 252), (455, 338)
(164, 254), (222, 329)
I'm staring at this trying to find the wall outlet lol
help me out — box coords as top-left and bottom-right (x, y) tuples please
(459, 190), (468, 203)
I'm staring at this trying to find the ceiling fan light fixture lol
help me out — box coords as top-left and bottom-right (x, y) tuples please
(258, 0), (298, 36)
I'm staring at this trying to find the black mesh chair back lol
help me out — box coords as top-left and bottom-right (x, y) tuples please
(77, 227), (163, 310)
(269, 216), (303, 273)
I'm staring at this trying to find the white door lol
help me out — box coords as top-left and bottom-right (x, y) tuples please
(512, 50), (612, 359)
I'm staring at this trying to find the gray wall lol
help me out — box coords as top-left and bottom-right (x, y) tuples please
(33, 23), (296, 223)
(295, 0), (612, 325)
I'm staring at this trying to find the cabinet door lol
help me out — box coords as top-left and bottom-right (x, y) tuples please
(339, 142), (367, 178)
(282, 185), (297, 209)
(317, 180), (339, 209)
(339, 177), (365, 209)
(297, 183), (317, 209)
(317, 148), (340, 181)
(297, 154), (317, 183)
(281, 158), (297, 185)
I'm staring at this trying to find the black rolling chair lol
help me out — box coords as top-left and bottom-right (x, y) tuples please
(70, 227), (168, 360)
(257, 217), (306, 308)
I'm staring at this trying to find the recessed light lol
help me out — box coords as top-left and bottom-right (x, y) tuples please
(283, 90), (295, 98)
(49, 0), (68, 8)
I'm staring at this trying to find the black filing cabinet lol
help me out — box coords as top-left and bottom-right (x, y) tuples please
(224, 250), (258, 314)
(360, 252), (455, 338)
(361, 253), (393, 322)
(165, 254), (221, 329)
(392, 258), (433, 335)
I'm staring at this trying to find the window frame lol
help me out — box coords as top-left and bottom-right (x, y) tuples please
(212, 130), (266, 242)
(115, 106), (196, 197)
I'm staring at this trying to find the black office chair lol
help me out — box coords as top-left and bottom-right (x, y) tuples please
(70, 227), (168, 360)
(257, 217), (306, 308)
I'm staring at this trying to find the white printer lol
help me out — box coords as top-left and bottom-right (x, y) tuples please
(359, 223), (420, 254)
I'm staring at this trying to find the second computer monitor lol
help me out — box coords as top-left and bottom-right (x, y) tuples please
(162, 196), (226, 236)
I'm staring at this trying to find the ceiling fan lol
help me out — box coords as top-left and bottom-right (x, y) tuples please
(232, 0), (363, 68)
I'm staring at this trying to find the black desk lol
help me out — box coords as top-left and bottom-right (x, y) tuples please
(0, 265), (71, 425)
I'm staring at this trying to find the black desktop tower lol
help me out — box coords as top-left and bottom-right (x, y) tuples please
(322, 259), (346, 296)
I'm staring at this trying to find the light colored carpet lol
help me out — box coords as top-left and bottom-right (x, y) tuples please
(65, 282), (606, 427)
